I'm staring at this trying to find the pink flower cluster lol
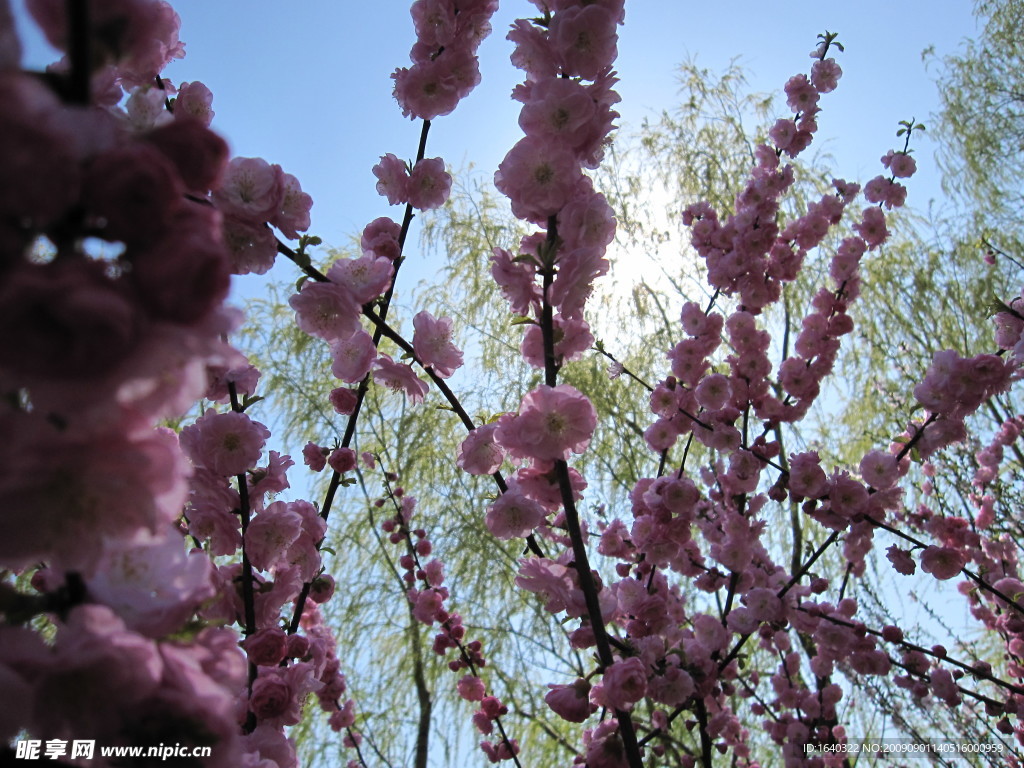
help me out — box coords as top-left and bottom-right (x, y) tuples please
(379, 482), (520, 763)
(180, 377), (359, 764)
(392, 0), (498, 120)
(467, 3), (623, 569)
(373, 153), (453, 211)
(213, 156), (313, 275)
(0, 4), (352, 766)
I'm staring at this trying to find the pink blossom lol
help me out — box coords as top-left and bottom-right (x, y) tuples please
(515, 557), (577, 614)
(457, 675), (486, 702)
(250, 663), (322, 728)
(146, 106), (225, 191)
(271, 172), (313, 240)
(303, 442), (328, 471)
(88, 530), (214, 638)
(372, 152), (409, 205)
(328, 447), (357, 474)
(769, 118), (797, 151)
(558, 186), (616, 249)
(407, 157), (452, 210)
(242, 628), (289, 667)
(374, 355), (429, 403)
(288, 281), (361, 342)
(0, 260), (139, 381)
(742, 587), (783, 622)
(860, 449), (899, 489)
(361, 216), (402, 261)
(545, 678), (595, 722)
(412, 311), (463, 378)
(181, 409), (270, 477)
(594, 657), (647, 711)
(886, 545), (917, 575)
(457, 423), (505, 475)
(174, 80), (215, 126)
(213, 156), (284, 223)
(494, 136), (582, 224)
(84, 143), (183, 246)
(692, 613), (729, 654)
(930, 666), (961, 706)
(222, 213), (279, 275)
(521, 315), (594, 368)
(410, 0), (457, 48)
(519, 77), (597, 148)
(788, 451), (828, 498)
(250, 451), (295, 507)
(29, 0), (184, 87)
(920, 546), (965, 580)
(485, 486), (547, 539)
(0, 77), (81, 229)
(548, 5), (618, 80)
(125, 84), (173, 131)
(392, 56), (467, 120)
(310, 573), (336, 604)
(810, 58), (842, 92)
(784, 73), (819, 113)
(881, 150), (917, 178)
(330, 387), (359, 414)
(829, 472), (869, 518)
(26, 605), (163, 738)
(864, 175), (907, 209)
(330, 329), (378, 383)
(246, 501), (304, 572)
(490, 246), (541, 315)
(187, 469), (241, 556)
(648, 666), (695, 707)
(550, 246), (610, 319)
(495, 384), (597, 462)
(129, 204), (231, 324)
(695, 373), (732, 411)
(507, 19), (559, 81)
(854, 206), (889, 248)
(583, 721), (627, 768)
(411, 588), (445, 625)
(327, 255), (394, 305)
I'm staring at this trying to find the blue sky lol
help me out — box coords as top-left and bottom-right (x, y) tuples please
(13, 0), (976, 285)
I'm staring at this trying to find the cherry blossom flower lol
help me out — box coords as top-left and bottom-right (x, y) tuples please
(485, 486), (547, 539)
(920, 546), (965, 581)
(407, 157), (452, 210)
(545, 678), (595, 722)
(412, 310), (463, 378)
(457, 423), (505, 475)
(372, 152), (409, 205)
(374, 355), (429, 403)
(180, 409), (270, 477)
(494, 136), (582, 224)
(496, 384), (597, 461)
(330, 329), (378, 383)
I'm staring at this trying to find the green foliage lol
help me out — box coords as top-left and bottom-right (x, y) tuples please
(931, 0), (1024, 226)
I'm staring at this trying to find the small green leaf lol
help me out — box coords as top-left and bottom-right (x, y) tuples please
(241, 394), (265, 411)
